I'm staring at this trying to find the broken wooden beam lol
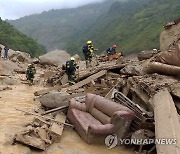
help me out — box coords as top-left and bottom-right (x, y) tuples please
(15, 108), (73, 127)
(42, 105), (69, 115)
(78, 62), (126, 79)
(61, 70), (107, 92)
(152, 89), (180, 154)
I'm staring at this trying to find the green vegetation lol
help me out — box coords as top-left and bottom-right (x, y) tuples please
(0, 18), (46, 57)
(8, 0), (180, 57)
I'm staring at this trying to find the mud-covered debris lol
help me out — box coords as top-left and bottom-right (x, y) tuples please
(138, 50), (158, 61)
(152, 89), (180, 154)
(14, 112), (68, 150)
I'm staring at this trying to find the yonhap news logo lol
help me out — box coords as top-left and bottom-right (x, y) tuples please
(105, 134), (118, 149)
(105, 134), (177, 149)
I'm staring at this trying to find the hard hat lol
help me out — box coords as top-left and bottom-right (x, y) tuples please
(113, 45), (117, 48)
(70, 57), (75, 61)
(87, 40), (92, 45)
(153, 49), (157, 52)
(28, 64), (32, 67)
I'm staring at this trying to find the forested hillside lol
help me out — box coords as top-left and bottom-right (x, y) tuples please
(8, 0), (180, 56)
(0, 18), (46, 57)
(8, 0), (115, 51)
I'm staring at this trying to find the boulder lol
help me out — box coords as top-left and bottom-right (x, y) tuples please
(120, 63), (144, 76)
(160, 19), (180, 51)
(138, 50), (158, 61)
(156, 40), (180, 66)
(39, 91), (70, 108)
(39, 50), (70, 66)
(0, 60), (20, 75)
(9, 51), (31, 63)
(3, 77), (21, 85)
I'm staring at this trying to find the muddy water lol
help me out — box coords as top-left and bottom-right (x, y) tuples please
(0, 84), (135, 154)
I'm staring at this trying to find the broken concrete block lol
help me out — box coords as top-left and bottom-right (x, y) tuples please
(15, 134), (46, 150)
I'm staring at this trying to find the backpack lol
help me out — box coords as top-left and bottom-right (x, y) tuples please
(82, 45), (90, 55)
(107, 47), (111, 54)
(66, 61), (74, 72)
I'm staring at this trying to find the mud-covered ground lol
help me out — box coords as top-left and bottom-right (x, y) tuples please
(0, 78), (134, 154)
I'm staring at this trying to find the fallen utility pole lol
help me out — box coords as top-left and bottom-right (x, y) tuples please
(147, 62), (180, 76)
(152, 89), (180, 154)
(15, 108), (73, 128)
(42, 105), (69, 115)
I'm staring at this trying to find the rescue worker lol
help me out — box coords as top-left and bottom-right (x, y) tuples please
(106, 44), (123, 61)
(106, 44), (117, 56)
(4, 47), (9, 59)
(82, 40), (94, 67)
(0, 46), (2, 58)
(65, 57), (79, 84)
(26, 63), (36, 84)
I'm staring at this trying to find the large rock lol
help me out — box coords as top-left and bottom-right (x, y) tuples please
(39, 50), (70, 66)
(138, 50), (158, 61)
(160, 19), (180, 51)
(0, 60), (20, 75)
(39, 92), (70, 108)
(0, 44), (31, 63)
(120, 63), (144, 76)
(9, 51), (31, 63)
(156, 40), (180, 66)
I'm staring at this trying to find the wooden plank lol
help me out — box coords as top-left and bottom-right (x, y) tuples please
(15, 108), (73, 127)
(49, 113), (66, 142)
(42, 105), (69, 115)
(78, 62), (126, 79)
(153, 89), (180, 154)
(61, 70), (107, 92)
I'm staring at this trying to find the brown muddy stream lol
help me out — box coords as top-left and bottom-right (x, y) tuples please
(0, 84), (135, 154)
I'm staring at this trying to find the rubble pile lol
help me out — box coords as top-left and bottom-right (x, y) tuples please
(13, 40), (180, 153)
(4, 38), (179, 153)
(14, 115), (67, 150)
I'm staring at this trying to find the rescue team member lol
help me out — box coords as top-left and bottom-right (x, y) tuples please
(26, 63), (36, 85)
(82, 40), (94, 67)
(106, 44), (117, 56)
(65, 57), (79, 84)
